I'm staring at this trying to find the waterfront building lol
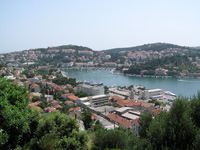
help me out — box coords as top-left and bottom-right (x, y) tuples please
(155, 68), (168, 76)
(78, 95), (109, 107)
(104, 62), (117, 67)
(77, 84), (104, 95)
(140, 88), (164, 100)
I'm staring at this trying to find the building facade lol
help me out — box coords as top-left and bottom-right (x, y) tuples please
(140, 89), (164, 100)
(77, 84), (104, 95)
(78, 95), (109, 107)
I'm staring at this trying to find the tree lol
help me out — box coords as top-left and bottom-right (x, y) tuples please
(190, 92), (200, 128)
(92, 120), (103, 131)
(76, 91), (90, 98)
(93, 128), (127, 150)
(146, 111), (168, 149)
(104, 86), (109, 94)
(165, 98), (196, 149)
(144, 97), (197, 149)
(28, 113), (88, 150)
(138, 112), (152, 139)
(0, 77), (30, 149)
(81, 109), (92, 129)
(32, 96), (40, 102)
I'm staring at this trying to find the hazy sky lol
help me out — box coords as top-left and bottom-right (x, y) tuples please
(0, 0), (200, 53)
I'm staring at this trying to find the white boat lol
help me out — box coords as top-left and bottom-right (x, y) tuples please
(165, 91), (177, 96)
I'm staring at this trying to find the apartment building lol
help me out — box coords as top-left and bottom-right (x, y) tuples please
(78, 95), (109, 107)
(140, 89), (164, 100)
(77, 84), (104, 95)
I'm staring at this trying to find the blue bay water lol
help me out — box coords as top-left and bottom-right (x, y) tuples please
(64, 69), (200, 98)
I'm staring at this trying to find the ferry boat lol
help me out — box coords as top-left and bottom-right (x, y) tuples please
(83, 80), (103, 86)
(165, 91), (177, 96)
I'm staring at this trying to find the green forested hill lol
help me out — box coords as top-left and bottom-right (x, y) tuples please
(102, 42), (193, 54)
(33, 44), (93, 53)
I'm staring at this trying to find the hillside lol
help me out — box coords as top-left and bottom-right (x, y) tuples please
(102, 42), (193, 54)
(33, 44), (92, 52)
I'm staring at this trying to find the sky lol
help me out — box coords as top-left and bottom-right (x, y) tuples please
(0, 0), (200, 53)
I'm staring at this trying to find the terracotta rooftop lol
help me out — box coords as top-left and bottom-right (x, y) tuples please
(29, 101), (41, 106)
(68, 107), (81, 112)
(24, 80), (31, 83)
(151, 108), (162, 115)
(29, 93), (34, 100)
(116, 99), (135, 107)
(68, 95), (78, 101)
(92, 113), (97, 119)
(109, 95), (123, 101)
(141, 102), (151, 108)
(54, 104), (63, 109)
(44, 107), (59, 112)
(31, 105), (43, 111)
(50, 100), (58, 104)
(106, 113), (132, 128)
(65, 101), (73, 104)
(61, 93), (74, 97)
(30, 84), (39, 89)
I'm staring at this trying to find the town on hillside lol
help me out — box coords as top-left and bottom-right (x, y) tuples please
(0, 48), (178, 134)
(0, 43), (200, 79)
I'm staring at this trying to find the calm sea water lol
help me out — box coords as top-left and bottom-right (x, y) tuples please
(64, 69), (200, 98)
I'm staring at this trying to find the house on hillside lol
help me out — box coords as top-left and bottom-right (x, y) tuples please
(30, 84), (40, 92)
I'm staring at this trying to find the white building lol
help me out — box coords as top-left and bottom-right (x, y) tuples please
(155, 68), (168, 76)
(78, 50), (93, 55)
(78, 95), (109, 107)
(140, 89), (164, 100)
(105, 55), (111, 60)
(62, 49), (75, 53)
(77, 84), (104, 95)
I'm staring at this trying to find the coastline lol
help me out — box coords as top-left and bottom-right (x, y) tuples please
(61, 67), (200, 79)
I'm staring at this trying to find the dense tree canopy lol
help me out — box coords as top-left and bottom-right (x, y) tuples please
(0, 77), (30, 149)
(0, 77), (88, 149)
(125, 55), (199, 75)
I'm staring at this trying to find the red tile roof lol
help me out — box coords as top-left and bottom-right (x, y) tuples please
(24, 80), (31, 83)
(44, 107), (59, 112)
(65, 101), (73, 104)
(50, 100), (58, 104)
(31, 105), (43, 111)
(68, 107), (81, 112)
(54, 104), (63, 109)
(68, 95), (78, 101)
(106, 113), (132, 128)
(116, 99), (135, 107)
(62, 93), (74, 97)
(29, 93), (34, 100)
(92, 113), (97, 119)
(109, 95), (123, 101)
(29, 101), (41, 106)
(151, 108), (162, 115)
(30, 84), (39, 89)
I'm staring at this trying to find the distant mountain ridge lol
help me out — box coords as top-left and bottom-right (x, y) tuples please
(102, 42), (194, 54)
(5, 43), (199, 54)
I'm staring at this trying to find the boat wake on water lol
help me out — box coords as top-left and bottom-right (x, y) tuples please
(177, 79), (197, 83)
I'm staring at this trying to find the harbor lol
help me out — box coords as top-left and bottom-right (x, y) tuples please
(63, 69), (200, 98)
